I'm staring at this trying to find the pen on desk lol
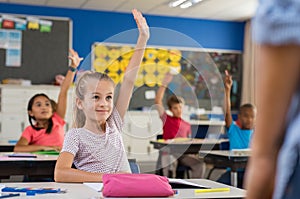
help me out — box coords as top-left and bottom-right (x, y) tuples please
(194, 187), (230, 193)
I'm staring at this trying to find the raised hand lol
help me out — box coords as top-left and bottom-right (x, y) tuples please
(224, 70), (232, 91)
(132, 9), (150, 41)
(162, 72), (173, 87)
(68, 49), (83, 68)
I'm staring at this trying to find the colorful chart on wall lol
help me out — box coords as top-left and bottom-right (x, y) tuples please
(0, 14), (70, 84)
(92, 43), (242, 110)
(92, 43), (182, 87)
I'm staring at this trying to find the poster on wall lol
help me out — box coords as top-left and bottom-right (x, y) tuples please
(92, 42), (242, 110)
(0, 14), (53, 68)
(0, 29), (22, 67)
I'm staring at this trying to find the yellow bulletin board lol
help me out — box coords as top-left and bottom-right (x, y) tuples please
(92, 43), (182, 87)
(92, 43), (242, 111)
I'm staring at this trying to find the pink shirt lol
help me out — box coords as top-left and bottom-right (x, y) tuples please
(160, 112), (191, 140)
(21, 113), (65, 147)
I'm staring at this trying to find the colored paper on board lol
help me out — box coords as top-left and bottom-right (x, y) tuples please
(15, 22), (26, 30)
(2, 20), (14, 29)
(27, 21), (39, 30)
(40, 25), (51, 33)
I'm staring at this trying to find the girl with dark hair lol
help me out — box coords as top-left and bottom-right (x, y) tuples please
(14, 49), (82, 152)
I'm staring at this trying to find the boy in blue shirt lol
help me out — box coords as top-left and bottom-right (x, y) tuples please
(224, 70), (256, 150)
(217, 70), (256, 188)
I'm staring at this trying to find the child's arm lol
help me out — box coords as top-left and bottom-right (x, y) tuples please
(14, 137), (61, 152)
(155, 72), (173, 117)
(224, 70), (233, 128)
(54, 152), (103, 182)
(56, 49), (83, 119)
(115, 9), (149, 119)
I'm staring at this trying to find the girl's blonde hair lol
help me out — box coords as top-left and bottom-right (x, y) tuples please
(73, 71), (115, 128)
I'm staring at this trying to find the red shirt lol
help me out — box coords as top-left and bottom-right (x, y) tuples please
(160, 112), (191, 140)
(21, 112), (65, 147)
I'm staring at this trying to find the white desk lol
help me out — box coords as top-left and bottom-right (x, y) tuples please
(150, 138), (228, 154)
(0, 179), (246, 198)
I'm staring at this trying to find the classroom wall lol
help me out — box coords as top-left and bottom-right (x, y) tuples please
(0, 3), (245, 65)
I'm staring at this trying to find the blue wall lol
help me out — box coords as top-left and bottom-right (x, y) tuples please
(0, 3), (245, 59)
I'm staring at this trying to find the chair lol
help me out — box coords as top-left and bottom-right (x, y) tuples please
(176, 164), (191, 179)
(128, 159), (140, 174)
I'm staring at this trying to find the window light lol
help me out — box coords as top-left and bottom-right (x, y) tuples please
(169, 0), (188, 8)
(180, 1), (193, 8)
(169, 0), (203, 9)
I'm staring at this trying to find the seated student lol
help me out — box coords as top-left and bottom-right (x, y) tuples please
(154, 72), (205, 179)
(13, 49), (83, 152)
(218, 70), (256, 187)
(54, 9), (149, 183)
(224, 70), (256, 149)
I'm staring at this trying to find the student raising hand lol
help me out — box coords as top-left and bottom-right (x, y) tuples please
(14, 49), (82, 153)
(162, 72), (173, 87)
(54, 10), (149, 183)
(55, 49), (82, 120)
(132, 9), (149, 41)
(115, 9), (149, 119)
(68, 49), (83, 69)
(224, 70), (233, 92)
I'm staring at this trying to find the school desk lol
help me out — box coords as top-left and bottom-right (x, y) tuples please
(0, 153), (58, 181)
(0, 141), (15, 152)
(199, 150), (250, 187)
(0, 179), (246, 198)
(150, 138), (228, 154)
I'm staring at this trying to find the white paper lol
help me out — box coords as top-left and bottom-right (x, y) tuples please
(0, 30), (8, 48)
(6, 49), (21, 67)
(83, 183), (103, 192)
(0, 184), (5, 190)
(168, 178), (210, 188)
(7, 30), (22, 49)
(145, 90), (155, 99)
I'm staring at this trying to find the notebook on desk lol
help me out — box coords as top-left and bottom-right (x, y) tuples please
(33, 150), (60, 155)
(168, 178), (210, 189)
(230, 149), (251, 156)
(7, 153), (37, 158)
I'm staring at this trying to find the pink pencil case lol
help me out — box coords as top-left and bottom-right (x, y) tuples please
(102, 173), (174, 197)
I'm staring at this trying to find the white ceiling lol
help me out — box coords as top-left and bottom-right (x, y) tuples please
(1, 0), (258, 21)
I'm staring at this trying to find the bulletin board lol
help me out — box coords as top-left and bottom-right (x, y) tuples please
(0, 14), (71, 84)
(92, 43), (242, 111)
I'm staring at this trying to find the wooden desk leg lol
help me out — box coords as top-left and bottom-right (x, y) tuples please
(231, 171), (238, 187)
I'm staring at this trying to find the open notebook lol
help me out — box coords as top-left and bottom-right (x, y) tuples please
(168, 178), (210, 189)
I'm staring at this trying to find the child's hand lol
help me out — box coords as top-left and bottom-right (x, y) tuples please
(42, 146), (61, 152)
(68, 49), (83, 68)
(132, 9), (149, 41)
(224, 70), (233, 91)
(162, 72), (173, 86)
